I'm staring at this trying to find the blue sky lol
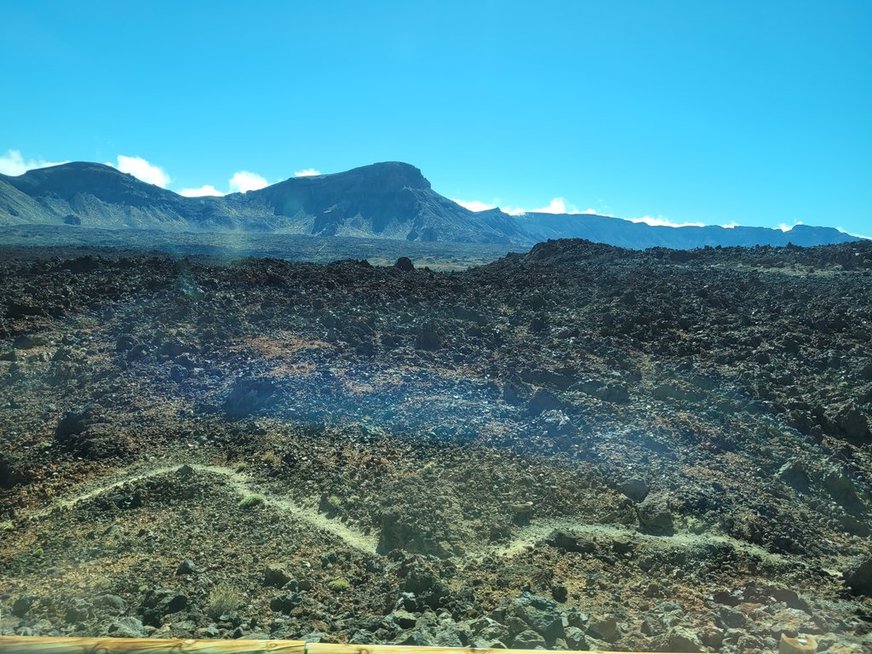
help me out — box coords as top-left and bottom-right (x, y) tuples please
(1, 1), (870, 234)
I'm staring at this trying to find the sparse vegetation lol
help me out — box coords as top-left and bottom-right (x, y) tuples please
(328, 578), (350, 592)
(207, 584), (242, 619)
(262, 451), (281, 468)
(238, 493), (265, 510)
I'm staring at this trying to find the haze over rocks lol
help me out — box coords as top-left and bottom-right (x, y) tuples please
(0, 238), (869, 652)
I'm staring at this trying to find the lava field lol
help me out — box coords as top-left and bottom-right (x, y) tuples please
(0, 239), (870, 653)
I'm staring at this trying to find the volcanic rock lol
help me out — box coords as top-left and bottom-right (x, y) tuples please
(620, 477), (649, 503)
(637, 493), (675, 535)
(844, 557), (872, 596)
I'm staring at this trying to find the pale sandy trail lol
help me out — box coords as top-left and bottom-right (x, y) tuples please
(483, 517), (793, 567)
(12, 463), (802, 566)
(191, 464), (378, 555)
(15, 462), (379, 555)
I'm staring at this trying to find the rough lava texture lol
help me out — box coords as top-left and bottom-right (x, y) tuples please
(0, 238), (870, 653)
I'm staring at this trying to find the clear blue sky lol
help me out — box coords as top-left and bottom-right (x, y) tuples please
(1, 1), (870, 234)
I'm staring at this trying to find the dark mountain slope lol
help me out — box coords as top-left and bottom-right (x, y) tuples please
(0, 163), (287, 232)
(0, 160), (863, 248)
(1, 163), (214, 230)
(516, 211), (859, 248)
(0, 177), (49, 225)
(2, 162), (181, 207)
(241, 162), (524, 243)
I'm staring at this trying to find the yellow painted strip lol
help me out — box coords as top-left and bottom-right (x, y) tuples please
(0, 636), (692, 654)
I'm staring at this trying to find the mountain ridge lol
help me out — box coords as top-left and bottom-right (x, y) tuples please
(0, 161), (862, 249)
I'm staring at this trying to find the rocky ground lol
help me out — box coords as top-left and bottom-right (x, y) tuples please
(0, 239), (870, 653)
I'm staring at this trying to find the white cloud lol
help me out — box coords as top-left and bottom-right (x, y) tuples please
(229, 170), (269, 193)
(178, 170), (271, 196)
(455, 195), (595, 216)
(778, 220), (803, 232)
(720, 221), (739, 229)
(0, 149), (67, 176)
(451, 195), (719, 227)
(626, 215), (706, 228)
(503, 197), (586, 215)
(179, 184), (225, 198)
(531, 197), (582, 214)
(452, 198), (497, 212)
(294, 168), (321, 177)
(113, 155), (171, 188)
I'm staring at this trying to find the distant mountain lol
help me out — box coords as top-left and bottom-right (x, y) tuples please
(0, 161), (862, 249)
(0, 162), (287, 233)
(247, 162), (523, 242)
(514, 211), (859, 249)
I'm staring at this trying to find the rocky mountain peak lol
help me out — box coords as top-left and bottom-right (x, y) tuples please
(331, 161), (431, 191)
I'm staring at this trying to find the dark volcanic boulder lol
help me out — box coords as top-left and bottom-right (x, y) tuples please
(512, 630), (546, 648)
(526, 388), (563, 415)
(223, 376), (277, 419)
(54, 406), (127, 459)
(0, 452), (27, 488)
(509, 593), (565, 644)
(394, 256), (415, 272)
(776, 459), (811, 491)
(502, 379), (529, 405)
(834, 404), (869, 442)
(397, 557), (449, 608)
(11, 594), (36, 617)
(138, 589), (188, 627)
(637, 493), (675, 535)
(270, 591), (302, 614)
(55, 408), (93, 442)
(414, 322), (441, 350)
(845, 557), (872, 596)
(619, 477), (649, 503)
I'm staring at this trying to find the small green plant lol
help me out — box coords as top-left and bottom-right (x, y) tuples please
(328, 578), (350, 592)
(238, 493), (265, 510)
(262, 451), (281, 468)
(207, 584), (241, 618)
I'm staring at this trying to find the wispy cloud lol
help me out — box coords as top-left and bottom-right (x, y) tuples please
(529, 197), (582, 214)
(453, 196), (599, 216)
(180, 170), (271, 196)
(112, 155), (171, 188)
(454, 194), (711, 228)
(503, 197), (586, 215)
(179, 184), (225, 198)
(3, 149), (278, 198)
(294, 168), (321, 177)
(229, 170), (269, 193)
(452, 198), (757, 230)
(626, 215), (705, 228)
(0, 149), (67, 176)
(453, 198), (497, 212)
(778, 220), (803, 232)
